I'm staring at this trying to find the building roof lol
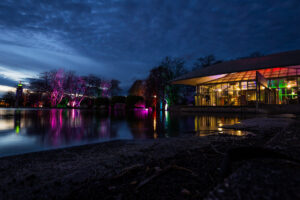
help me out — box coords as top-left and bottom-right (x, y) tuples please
(204, 66), (300, 85)
(172, 49), (300, 85)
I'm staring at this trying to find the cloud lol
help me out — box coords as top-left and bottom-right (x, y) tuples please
(0, 75), (16, 87)
(0, 65), (36, 83)
(0, 0), (299, 90)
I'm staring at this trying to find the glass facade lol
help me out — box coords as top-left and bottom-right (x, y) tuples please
(195, 66), (300, 106)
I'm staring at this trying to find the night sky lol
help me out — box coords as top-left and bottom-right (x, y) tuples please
(0, 0), (300, 93)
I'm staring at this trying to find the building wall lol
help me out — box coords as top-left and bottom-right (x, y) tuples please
(195, 76), (300, 106)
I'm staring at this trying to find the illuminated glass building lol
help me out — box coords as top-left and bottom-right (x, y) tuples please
(172, 50), (300, 106)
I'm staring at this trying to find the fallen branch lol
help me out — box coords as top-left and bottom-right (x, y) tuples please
(264, 129), (284, 147)
(135, 165), (197, 192)
(112, 164), (144, 180)
(210, 144), (225, 156)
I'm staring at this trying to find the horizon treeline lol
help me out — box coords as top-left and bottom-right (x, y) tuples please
(0, 52), (263, 109)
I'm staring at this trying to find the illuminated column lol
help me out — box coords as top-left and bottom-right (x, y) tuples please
(15, 81), (23, 107)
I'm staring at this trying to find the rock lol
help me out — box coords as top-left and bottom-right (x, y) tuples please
(181, 188), (191, 195)
(130, 180), (138, 185)
(154, 166), (162, 172)
(108, 186), (116, 191)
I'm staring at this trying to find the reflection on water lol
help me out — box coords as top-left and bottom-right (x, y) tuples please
(194, 115), (243, 136)
(0, 108), (251, 157)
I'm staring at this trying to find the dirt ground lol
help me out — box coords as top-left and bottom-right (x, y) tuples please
(0, 116), (299, 200)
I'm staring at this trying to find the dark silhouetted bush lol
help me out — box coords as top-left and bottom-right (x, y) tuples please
(126, 95), (144, 108)
(111, 96), (126, 105)
(95, 97), (110, 108)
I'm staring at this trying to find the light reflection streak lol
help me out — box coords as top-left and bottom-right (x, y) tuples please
(194, 115), (245, 136)
(164, 111), (169, 128)
(99, 119), (110, 137)
(153, 110), (157, 139)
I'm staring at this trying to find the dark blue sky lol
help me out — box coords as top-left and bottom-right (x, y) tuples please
(0, 0), (299, 91)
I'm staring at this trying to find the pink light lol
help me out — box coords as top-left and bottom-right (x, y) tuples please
(71, 109), (75, 120)
(71, 101), (76, 107)
(134, 102), (146, 108)
(133, 108), (149, 118)
(101, 81), (111, 97)
(50, 109), (57, 129)
(59, 109), (63, 128)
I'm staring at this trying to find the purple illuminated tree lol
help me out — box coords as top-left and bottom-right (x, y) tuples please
(100, 80), (111, 98)
(49, 69), (65, 107)
(29, 69), (118, 108)
(72, 76), (87, 107)
(83, 75), (102, 97)
(64, 71), (87, 107)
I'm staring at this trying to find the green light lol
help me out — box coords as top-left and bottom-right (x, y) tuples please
(18, 84), (23, 87)
(292, 89), (296, 97)
(278, 79), (286, 88)
(15, 125), (20, 134)
(279, 89), (282, 102)
(269, 80), (278, 89)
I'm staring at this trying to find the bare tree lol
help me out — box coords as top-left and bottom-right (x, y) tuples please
(193, 54), (222, 70)
(49, 69), (65, 107)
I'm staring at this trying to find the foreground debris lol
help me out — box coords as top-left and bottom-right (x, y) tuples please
(0, 117), (299, 200)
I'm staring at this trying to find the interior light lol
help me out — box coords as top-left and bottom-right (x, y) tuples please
(287, 85), (291, 88)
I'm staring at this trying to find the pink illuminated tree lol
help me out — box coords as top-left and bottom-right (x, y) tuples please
(49, 69), (65, 107)
(100, 80), (111, 98)
(72, 76), (87, 107)
(30, 69), (120, 108)
(64, 72), (87, 107)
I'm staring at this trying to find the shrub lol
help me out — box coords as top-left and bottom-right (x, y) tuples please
(111, 96), (126, 105)
(126, 95), (145, 108)
(95, 97), (110, 107)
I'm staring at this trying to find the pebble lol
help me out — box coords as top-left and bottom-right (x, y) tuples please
(154, 166), (162, 172)
(181, 188), (191, 195)
(108, 186), (116, 191)
(130, 181), (138, 185)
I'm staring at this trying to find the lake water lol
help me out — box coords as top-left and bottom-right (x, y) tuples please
(0, 108), (251, 157)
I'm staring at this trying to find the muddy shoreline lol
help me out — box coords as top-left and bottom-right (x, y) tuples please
(0, 116), (299, 200)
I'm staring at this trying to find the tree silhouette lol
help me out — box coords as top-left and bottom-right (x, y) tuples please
(145, 56), (188, 109)
(193, 54), (222, 70)
(2, 91), (15, 106)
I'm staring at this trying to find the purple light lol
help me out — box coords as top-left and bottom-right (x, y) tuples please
(70, 100), (76, 107)
(50, 69), (65, 107)
(133, 107), (150, 119)
(134, 102), (146, 108)
(101, 81), (111, 97)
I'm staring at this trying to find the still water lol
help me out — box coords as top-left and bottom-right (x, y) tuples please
(0, 108), (251, 157)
